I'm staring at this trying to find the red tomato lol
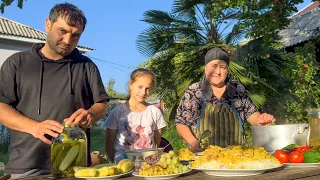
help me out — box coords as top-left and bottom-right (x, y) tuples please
(274, 150), (289, 164)
(289, 151), (304, 163)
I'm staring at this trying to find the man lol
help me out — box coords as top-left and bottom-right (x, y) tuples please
(0, 3), (109, 178)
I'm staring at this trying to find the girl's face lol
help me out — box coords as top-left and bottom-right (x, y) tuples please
(205, 60), (228, 87)
(129, 76), (153, 103)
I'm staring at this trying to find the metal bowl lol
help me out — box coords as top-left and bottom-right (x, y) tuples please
(250, 124), (309, 153)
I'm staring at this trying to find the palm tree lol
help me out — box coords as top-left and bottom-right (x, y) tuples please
(137, 0), (302, 121)
(1, 0), (24, 13)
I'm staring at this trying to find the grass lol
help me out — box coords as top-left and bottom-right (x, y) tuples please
(0, 151), (8, 176)
(0, 153), (8, 165)
(90, 127), (106, 153)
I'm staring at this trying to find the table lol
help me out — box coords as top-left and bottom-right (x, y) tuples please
(18, 166), (320, 180)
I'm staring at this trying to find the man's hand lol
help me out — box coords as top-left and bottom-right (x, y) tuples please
(31, 120), (64, 144)
(254, 113), (275, 126)
(188, 139), (203, 153)
(64, 108), (93, 128)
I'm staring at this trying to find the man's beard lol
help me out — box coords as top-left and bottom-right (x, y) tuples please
(47, 37), (71, 57)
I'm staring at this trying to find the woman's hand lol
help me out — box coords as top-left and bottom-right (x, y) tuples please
(189, 139), (203, 153)
(255, 113), (275, 126)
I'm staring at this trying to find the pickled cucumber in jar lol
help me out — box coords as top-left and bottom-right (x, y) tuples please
(51, 122), (87, 178)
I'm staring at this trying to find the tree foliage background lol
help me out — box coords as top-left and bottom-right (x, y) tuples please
(137, 0), (320, 124)
(0, 0), (24, 13)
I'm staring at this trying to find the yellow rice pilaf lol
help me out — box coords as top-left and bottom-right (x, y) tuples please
(190, 145), (281, 169)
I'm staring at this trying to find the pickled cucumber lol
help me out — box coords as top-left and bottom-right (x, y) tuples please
(51, 124), (87, 178)
(52, 144), (71, 170)
(59, 144), (80, 171)
(75, 139), (86, 166)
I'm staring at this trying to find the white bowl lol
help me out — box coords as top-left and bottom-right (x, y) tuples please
(125, 148), (163, 162)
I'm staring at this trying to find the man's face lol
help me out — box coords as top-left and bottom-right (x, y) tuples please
(45, 17), (83, 57)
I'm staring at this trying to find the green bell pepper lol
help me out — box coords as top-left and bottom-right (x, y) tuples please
(282, 144), (299, 151)
(303, 150), (320, 163)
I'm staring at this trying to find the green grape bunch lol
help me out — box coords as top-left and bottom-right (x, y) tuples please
(139, 150), (189, 176)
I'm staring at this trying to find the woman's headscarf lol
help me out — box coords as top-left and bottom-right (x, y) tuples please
(204, 47), (230, 65)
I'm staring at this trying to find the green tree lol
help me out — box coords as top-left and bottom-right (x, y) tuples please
(282, 42), (320, 123)
(1, 0), (25, 13)
(105, 78), (127, 99)
(137, 0), (303, 121)
(93, 78), (127, 128)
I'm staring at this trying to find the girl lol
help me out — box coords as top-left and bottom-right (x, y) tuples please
(104, 68), (167, 163)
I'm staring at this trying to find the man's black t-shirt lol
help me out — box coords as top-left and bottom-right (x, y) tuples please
(0, 43), (109, 174)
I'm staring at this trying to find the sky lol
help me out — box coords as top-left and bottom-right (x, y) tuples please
(0, 0), (312, 94)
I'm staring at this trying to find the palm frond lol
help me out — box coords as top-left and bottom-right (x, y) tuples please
(228, 61), (252, 85)
(136, 26), (175, 57)
(137, 24), (206, 57)
(223, 25), (246, 44)
(248, 93), (266, 109)
(254, 77), (279, 94)
(172, 0), (205, 14)
(141, 10), (176, 26)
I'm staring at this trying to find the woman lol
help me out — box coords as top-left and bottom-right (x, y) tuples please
(175, 47), (275, 152)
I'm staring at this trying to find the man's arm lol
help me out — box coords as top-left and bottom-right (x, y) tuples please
(65, 100), (108, 127)
(0, 102), (63, 144)
(88, 100), (108, 123)
(0, 102), (37, 134)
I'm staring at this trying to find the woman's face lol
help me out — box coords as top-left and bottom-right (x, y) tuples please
(205, 60), (228, 87)
(129, 76), (152, 103)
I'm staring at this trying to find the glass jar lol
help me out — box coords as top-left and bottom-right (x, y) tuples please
(51, 122), (87, 178)
(307, 108), (320, 149)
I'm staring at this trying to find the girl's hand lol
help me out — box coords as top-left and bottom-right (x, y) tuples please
(255, 113), (275, 126)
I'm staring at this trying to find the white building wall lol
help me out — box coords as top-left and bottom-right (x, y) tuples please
(0, 39), (33, 67)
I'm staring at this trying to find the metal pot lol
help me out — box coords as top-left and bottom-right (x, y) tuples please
(250, 124), (309, 153)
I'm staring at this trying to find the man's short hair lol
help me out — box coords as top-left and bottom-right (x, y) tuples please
(49, 3), (87, 31)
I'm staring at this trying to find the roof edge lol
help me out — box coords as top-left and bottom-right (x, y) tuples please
(290, 1), (319, 18)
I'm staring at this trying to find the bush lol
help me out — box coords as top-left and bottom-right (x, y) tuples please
(0, 124), (9, 171)
(282, 42), (320, 123)
(0, 125), (10, 152)
(90, 127), (106, 154)
(162, 123), (187, 149)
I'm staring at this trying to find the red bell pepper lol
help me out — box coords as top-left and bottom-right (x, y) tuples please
(295, 146), (312, 152)
(284, 146), (312, 154)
